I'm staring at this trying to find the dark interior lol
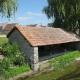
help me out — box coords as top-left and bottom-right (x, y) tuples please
(38, 42), (77, 61)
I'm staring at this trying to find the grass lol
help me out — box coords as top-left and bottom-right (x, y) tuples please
(56, 61), (80, 80)
(17, 51), (80, 80)
(3, 64), (30, 79)
(19, 61), (80, 80)
(48, 50), (80, 70)
(0, 37), (8, 45)
(0, 32), (4, 35)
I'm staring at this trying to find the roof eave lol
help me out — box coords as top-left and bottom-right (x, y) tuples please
(7, 26), (16, 38)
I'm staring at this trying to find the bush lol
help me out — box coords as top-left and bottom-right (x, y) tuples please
(1, 42), (20, 57)
(2, 58), (10, 70)
(0, 58), (10, 75)
(1, 42), (25, 65)
(0, 42), (30, 79)
(14, 56), (25, 66)
(0, 59), (4, 75)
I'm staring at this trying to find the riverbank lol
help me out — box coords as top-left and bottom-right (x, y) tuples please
(17, 60), (80, 80)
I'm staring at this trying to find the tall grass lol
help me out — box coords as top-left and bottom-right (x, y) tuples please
(23, 51), (80, 80)
(25, 61), (80, 80)
(3, 64), (30, 79)
(48, 50), (80, 70)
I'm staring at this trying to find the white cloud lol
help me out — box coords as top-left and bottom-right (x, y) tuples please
(27, 12), (33, 15)
(35, 21), (42, 23)
(27, 12), (44, 16)
(18, 17), (33, 20)
(34, 13), (44, 16)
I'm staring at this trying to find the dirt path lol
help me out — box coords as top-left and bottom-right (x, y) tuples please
(0, 35), (6, 37)
(9, 70), (37, 80)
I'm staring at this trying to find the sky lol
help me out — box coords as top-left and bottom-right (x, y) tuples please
(0, 0), (53, 26)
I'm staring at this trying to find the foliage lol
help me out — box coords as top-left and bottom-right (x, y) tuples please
(48, 50), (80, 70)
(14, 56), (25, 66)
(0, 58), (10, 75)
(43, 0), (80, 34)
(0, 0), (18, 19)
(3, 64), (30, 79)
(1, 42), (20, 56)
(1, 58), (10, 70)
(47, 22), (54, 27)
(0, 42), (30, 79)
(1, 42), (26, 65)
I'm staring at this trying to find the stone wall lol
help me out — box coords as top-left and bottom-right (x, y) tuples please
(31, 47), (39, 71)
(8, 29), (39, 70)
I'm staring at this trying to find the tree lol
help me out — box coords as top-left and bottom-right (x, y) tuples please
(47, 22), (54, 27)
(0, 0), (18, 19)
(43, 0), (80, 34)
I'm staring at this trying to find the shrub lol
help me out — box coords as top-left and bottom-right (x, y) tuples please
(1, 42), (20, 57)
(0, 42), (30, 79)
(1, 42), (25, 64)
(0, 59), (4, 75)
(0, 58), (10, 75)
(2, 58), (10, 70)
(14, 56), (25, 66)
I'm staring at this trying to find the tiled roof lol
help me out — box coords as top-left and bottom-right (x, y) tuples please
(26, 24), (37, 27)
(3, 23), (17, 30)
(8, 26), (80, 46)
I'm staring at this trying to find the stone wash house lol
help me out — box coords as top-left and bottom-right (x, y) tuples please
(7, 25), (80, 71)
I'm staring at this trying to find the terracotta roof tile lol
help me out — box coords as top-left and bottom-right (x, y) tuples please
(3, 23), (17, 30)
(11, 26), (80, 46)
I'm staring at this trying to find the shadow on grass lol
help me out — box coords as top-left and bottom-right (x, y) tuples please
(56, 61), (80, 80)
(17, 76), (30, 80)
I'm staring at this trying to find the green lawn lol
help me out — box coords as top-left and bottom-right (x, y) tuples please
(18, 61), (80, 80)
(0, 32), (4, 35)
(0, 37), (8, 45)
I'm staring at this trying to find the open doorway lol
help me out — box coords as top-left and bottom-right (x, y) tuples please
(38, 42), (77, 61)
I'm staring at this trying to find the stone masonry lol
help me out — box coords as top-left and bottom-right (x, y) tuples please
(30, 47), (39, 71)
(8, 29), (39, 71)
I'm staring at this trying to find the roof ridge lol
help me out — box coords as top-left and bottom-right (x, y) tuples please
(8, 25), (80, 46)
